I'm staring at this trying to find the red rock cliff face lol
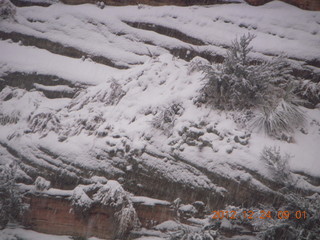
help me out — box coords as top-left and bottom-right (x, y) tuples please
(60, 0), (231, 6)
(23, 195), (116, 239)
(59, 0), (320, 10)
(22, 195), (176, 239)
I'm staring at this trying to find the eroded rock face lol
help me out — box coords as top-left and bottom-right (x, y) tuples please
(23, 195), (116, 239)
(57, 0), (320, 10)
(60, 0), (231, 6)
(22, 193), (176, 239)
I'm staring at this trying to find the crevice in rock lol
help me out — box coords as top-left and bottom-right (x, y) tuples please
(9, 0), (52, 7)
(123, 21), (206, 46)
(0, 72), (84, 99)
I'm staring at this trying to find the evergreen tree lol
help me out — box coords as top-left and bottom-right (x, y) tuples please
(0, 162), (22, 229)
(203, 33), (305, 137)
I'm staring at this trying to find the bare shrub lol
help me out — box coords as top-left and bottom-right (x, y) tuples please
(64, 113), (105, 136)
(260, 146), (292, 184)
(0, 111), (20, 125)
(28, 112), (61, 134)
(152, 103), (184, 135)
(68, 81), (126, 111)
(0, 0), (16, 21)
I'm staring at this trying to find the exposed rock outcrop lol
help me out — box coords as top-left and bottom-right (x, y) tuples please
(22, 190), (175, 239)
(57, 0), (320, 11)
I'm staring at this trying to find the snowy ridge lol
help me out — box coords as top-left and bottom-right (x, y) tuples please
(0, 0), (320, 225)
(1, 52), (320, 201)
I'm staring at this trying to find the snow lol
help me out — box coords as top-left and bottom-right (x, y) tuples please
(0, 40), (122, 85)
(133, 237), (165, 240)
(154, 220), (180, 231)
(71, 185), (92, 209)
(33, 83), (75, 93)
(34, 176), (50, 190)
(0, 1), (318, 80)
(0, 3), (319, 237)
(0, 47), (319, 198)
(19, 184), (73, 197)
(0, 47), (319, 194)
(179, 204), (197, 213)
(117, 1), (320, 61)
(0, 225), (102, 240)
(131, 196), (170, 206)
(94, 180), (129, 207)
(220, 218), (233, 229)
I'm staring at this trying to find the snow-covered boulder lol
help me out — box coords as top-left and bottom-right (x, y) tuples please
(71, 186), (92, 210)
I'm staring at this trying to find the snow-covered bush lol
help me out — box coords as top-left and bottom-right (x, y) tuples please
(202, 33), (296, 111)
(0, 0), (16, 21)
(188, 56), (210, 75)
(178, 204), (198, 218)
(71, 186), (93, 213)
(152, 103), (183, 135)
(68, 81), (126, 111)
(115, 203), (140, 238)
(0, 163), (23, 230)
(69, 113), (105, 136)
(0, 111), (20, 125)
(94, 180), (130, 207)
(298, 78), (320, 107)
(34, 176), (51, 191)
(94, 180), (140, 238)
(259, 193), (320, 240)
(202, 33), (306, 137)
(0, 88), (21, 125)
(203, 33), (266, 110)
(260, 146), (292, 184)
(251, 98), (305, 138)
(96, 1), (105, 9)
(28, 112), (61, 135)
(169, 224), (220, 240)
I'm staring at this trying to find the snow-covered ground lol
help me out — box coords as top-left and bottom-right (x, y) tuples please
(0, 225), (103, 240)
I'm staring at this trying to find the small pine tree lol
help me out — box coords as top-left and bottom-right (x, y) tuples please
(0, 162), (23, 229)
(203, 33), (271, 110)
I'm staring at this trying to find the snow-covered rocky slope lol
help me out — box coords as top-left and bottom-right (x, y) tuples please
(0, 0), (320, 238)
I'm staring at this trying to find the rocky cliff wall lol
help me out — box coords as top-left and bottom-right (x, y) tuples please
(58, 0), (320, 10)
(22, 194), (176, 239)
(60, 0), (232, 6)
(22, 195), (116, 239)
